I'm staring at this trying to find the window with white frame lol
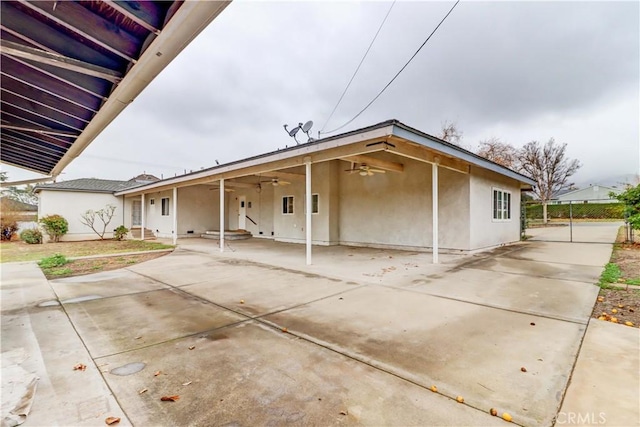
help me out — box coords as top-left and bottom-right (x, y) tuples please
(492, 189), (511, 220)
(161, 197), (170, 216)
(150, 198), (155, 205)
(282, 196), (294, 214)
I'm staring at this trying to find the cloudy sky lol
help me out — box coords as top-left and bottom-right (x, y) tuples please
(4, 0), (639, 187)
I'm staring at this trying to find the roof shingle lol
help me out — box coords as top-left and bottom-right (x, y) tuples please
(34, 178), (143, 193)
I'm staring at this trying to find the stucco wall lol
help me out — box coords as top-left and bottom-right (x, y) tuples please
(38, 190), (123, 242)
(227, 180), (274, 237)
(469, 166), (522, 250)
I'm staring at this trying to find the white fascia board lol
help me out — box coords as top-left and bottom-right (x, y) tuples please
(51, 1), (230, 177)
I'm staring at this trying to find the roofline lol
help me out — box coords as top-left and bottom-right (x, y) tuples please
(555, 185), (620, 198)
(115, 119), (535, 196)
(34, 187), (121, 194)
(50, 1), (230, 177)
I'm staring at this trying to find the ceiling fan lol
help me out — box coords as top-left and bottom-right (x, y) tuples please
(260, 178), (291, 186)
(346, 164), (386, 176)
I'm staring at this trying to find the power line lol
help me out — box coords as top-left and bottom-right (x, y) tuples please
(319, 0), (396, 135)
(321, 0), (461, 136)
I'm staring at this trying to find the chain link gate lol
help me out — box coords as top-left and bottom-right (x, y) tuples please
(521, 199), (625, 243)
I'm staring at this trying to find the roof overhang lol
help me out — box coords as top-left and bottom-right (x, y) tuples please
(1, 0), (230, 176)
(115, 120), (536, 197)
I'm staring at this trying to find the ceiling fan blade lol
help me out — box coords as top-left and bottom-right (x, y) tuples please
(280, 180), (291, 185)
(370, 168), (386, 173)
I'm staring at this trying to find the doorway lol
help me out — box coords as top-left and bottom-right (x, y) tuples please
(132, 200), (142, 227)
(238, 196), (246, 230)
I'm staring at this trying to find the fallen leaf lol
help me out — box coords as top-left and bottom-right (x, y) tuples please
(490, 408), (498, 416)
(188, 346), (195, 350)
(182, 381), (192, 386)
(105, 416), (121, 425)
(240, 300), (245, 304)
(161, 395), (180, 402)
(618, 304), (624, 308)
(339, 410), (348, 415)
(134, 336), (142, 340)
(520, 367), (527, 372)
(597, 296), (604, 302)
(612, 309), (618, 314)
(138, 388), (148, 394)
(430, 385), (437, 393)
(154, 371), (161, 376)
(630, 308), (635, 313)
(611, 317), (618, 323)
(530, 322), (535, 326)
(502, 412), (513, 422)
(598, 316), (606, 321)
(625, 321), (634, 327)
(73, 363), (87, 371)
(456, 396), (464, 403)
(282, 327), (288, 333)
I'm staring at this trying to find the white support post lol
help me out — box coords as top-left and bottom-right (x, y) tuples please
(172, 187), (178, 245)
(432, 161), (439, 264)
(305, 159), (312, 265)
(140, 193), (145, 241)
(220, 178), (225, 252)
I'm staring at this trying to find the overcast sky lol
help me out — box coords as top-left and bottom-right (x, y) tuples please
(4, 0), (639, 187)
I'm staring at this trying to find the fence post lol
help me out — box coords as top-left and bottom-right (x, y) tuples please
(569, 201), (573, 242)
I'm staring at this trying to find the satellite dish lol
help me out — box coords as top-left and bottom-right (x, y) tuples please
(302, 120), (313, 133)
(288, 126), (300, 137)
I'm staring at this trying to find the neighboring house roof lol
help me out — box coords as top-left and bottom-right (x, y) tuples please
(555, 184), (621, 200)
(0, 197), (37, 212)
(115, 119), (536, 196)
(34, 178), (143, 194)
(130, 174), (160, 183)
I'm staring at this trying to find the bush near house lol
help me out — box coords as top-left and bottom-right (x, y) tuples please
(20, 228), (43, 244)
(114, 225), (129, 241)
(525, 202), (624, 220)
(613, 184), (640, 230)
(40, 214), (69, 242)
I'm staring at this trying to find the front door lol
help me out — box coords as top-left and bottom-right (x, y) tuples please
(132, 200), (142, 226)
(238, 196), (246, 230)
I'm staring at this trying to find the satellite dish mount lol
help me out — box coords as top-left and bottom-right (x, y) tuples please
(284, 120), (314, 144)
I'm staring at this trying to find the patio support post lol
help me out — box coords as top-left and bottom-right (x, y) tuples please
(432, 160), (439, 264)
(305, 158), (312, 265)
(140, 193), (145, 241)
(172, 187), (178, 245)
(220, 178), (224, 252)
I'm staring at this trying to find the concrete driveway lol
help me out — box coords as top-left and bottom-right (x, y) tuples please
(1, 237), (621, 426)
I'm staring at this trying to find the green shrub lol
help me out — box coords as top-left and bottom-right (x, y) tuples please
(20, 228), (43, 244)
(599, 263), (621, 287)
(38, 253), (69, 269)
(40, 214), (68, 242)
(526, 202), (624, 220)
(114, 225), (129, 241)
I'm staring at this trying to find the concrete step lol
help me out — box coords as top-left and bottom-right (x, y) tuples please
(130, 228), (156, 239)
(201, 230), (252, 240)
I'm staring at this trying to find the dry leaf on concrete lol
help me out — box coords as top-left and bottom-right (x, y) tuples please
(154, 371), (161, 376)
(73, 363), (87, 371)
(138, 388), (148, 394)
(161, 395), (180, 402)
(105, 416), (121, 425)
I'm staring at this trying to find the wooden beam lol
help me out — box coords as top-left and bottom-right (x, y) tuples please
(340, 155), (404, 172)
(387, 136), (469, 174)
(0, 40), (122, 83)
(104, 1), (161, 35)
(259, 171), (304, 180)
(1, 122), (79, 138)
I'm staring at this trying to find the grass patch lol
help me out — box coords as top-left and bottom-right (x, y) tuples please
(38, 252), (169, 279)
(38, 254), (69, 269)
(599, 263), (622, 286)
(49, 267), (73, 276)
(1, 239), (174, 263)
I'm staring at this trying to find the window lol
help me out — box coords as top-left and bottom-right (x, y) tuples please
(150, 199), (155, 205)
(282, 196), (294, 214)
(161, 197), (170, 216)
(492, 189), (511, 221)
(312, 194), (319, 214)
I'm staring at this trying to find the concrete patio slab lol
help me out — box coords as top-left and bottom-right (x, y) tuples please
(408, 267), (600, 323)
(527, 222), (623, 244)
(1, 263), (130, 427)
(181, 259), (362, 317)
(62, 288), (247, 358)
(97, 321), (502, 426)
(464, 256), (603, 283)
(49, 269), (170, 301)
(263, 285), (587, 427)
(504, 241), (614, 266)
(556, 319), (640, 427)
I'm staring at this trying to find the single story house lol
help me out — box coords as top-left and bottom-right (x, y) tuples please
(36, 120), (535, 263)
(554, 184), (622, 204)
(0, 197), (38, 233)
(35, 175), (158, 241)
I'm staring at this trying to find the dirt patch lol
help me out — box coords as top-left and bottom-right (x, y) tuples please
(611, 242), (640, 284)
(591, 289), (640, 328)
(42, 252), (169, 280)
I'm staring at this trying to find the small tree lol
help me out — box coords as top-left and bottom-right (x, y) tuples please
(439, 120), (463, 146)
(80, 205), (117, 240)
(518, 138), (581, 223)
(40, 214), (69, 242)
(613, 184), (640, 231)
(476, 138), (519, 170)
(1, 198), (21, 241)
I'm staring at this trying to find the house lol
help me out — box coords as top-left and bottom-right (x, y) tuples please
(34, 120), (535, 263)
(0, 197), (38, 233)
(554, 184), (621, 204)
(34, 175), (158, 241)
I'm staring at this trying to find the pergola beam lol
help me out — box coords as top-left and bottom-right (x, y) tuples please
(0, 124), (78, 138)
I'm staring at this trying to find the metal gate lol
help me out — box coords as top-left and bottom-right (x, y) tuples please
(521, 199), (626, 243)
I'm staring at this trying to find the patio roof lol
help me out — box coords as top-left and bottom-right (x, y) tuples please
(0, 0), (229, 177)
(115, 119), (535, 196)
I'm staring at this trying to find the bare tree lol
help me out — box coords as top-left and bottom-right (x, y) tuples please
(80, 205), (117, 240)
(518, 139), (581, 223)
(439, 120), (463, 146)
(476, 137), (519, 169)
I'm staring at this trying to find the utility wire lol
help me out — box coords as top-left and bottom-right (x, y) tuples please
(321, 0), (461, 136)
(319, 0), (396, 135)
